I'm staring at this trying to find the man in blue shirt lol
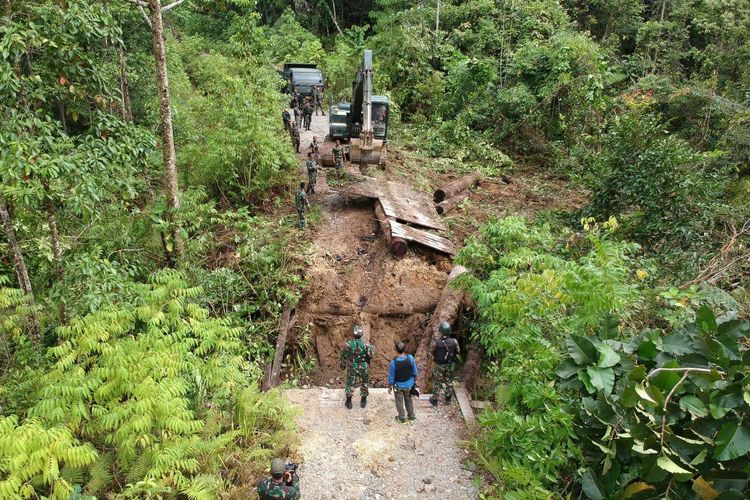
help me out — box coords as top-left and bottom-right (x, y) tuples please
(388, 341), (418, 422)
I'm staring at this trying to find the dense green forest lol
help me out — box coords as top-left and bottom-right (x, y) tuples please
(1, 0), (748, 498)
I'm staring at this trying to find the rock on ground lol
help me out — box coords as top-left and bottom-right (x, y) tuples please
(284, 387), (478, 499)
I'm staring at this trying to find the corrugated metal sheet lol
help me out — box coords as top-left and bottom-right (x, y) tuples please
(389, 221), (455, 255)
(337, 174), (455, 255)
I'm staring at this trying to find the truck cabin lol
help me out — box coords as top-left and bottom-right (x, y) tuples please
(289, 68), (324, 97)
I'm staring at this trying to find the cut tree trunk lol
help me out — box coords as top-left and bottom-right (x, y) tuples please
(149, 0), (183, 260)
(42, 179), (66, 323)
(435, 191), (469, 215)
(415, 265), (468, 388)
(374, 200), (408, 257)
(433, 173), (481, 203)
(462, 344), (484, 394)
(0, 193), (40, 340)
(263, 307), (295, 391)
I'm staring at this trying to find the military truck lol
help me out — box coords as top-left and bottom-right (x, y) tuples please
(328, 103), (351, 140)
(280, 63), (324, 97)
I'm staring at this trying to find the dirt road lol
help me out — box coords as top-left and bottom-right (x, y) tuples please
(284, 112), (477, 498)
(285, 387), (477, 499)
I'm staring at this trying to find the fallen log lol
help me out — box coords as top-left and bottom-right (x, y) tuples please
(415, 265), (468, 388)
(433, 173), (481, 203)
(374, 200), (408, 257)
(435, 191), (469, 215)
(462, 343), (484, 394)
(262, 307), (295, 391)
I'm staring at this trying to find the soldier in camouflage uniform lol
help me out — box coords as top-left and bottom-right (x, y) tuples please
(340, 324), (374, 409)
(295, 182), (310, 229)
(332, 139), (345, 177)
(430, 321), (460, 406)
(303, 100), (313, 130)
(257, 458), (300, 499)
(309, 135), (321, 164)
(293, 106), (301, 129)
(305, 152), (317, 194)
(313, 85), (325, 116)
(289, 121), (300, 153)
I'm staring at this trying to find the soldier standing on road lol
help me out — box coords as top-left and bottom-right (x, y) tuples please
(257, 458), (300, 500)
(309, 136), (321, 164)
(282, 109), (291, 132)
(303, 100), (313, 131)
(313, 85), (326, 116)
(388, 341), (418, 423)
(289, 122), (300, 153)
(305, 152), (317, 194)
(332, 139), (345, 177)
(430, 321), (460, 406)
(295, 182), (310, 229)
(293, 106), (301, 129)
(340, 325), (374, 409)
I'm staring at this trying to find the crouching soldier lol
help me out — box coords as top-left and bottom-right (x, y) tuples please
(340, 324), (374, 409)
(430, 321), (459, 406)
(257, 458), (300, 499)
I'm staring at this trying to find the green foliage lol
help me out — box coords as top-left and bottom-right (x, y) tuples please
(456, 216), (642, 495)
(0, 416), (98, 499)
(0, 270), (299, 498)
(169, 32), (296, 203)
(582, 107), (728, 251)
(559, 307), (750, 498)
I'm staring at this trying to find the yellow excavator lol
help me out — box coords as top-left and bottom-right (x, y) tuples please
(323, 49), (390, 169)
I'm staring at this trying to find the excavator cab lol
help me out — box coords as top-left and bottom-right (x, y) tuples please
(372, 97), (390, 140)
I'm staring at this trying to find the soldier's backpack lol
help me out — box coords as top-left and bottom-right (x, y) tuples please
(433, 338), (456, 365)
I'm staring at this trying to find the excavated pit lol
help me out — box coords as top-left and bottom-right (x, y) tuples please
(295, 197), (452, 387)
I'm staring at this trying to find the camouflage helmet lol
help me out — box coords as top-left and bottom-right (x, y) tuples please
(438, 321), (452, 336)
(353, 325), (364, 338)
(270, 458), (286, 476)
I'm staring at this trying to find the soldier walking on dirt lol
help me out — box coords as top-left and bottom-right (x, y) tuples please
(295, 182), (310, 229)
(340, 325), (374, 409)
(430, 321), (460, 406)
(332, 139), (345, 177)
(289, 122), (300, 153)
(305, 152), (317, 194)
(257, 458), (300, 500)
(388, 341), (419, 423)
(282, 109), (291, 132)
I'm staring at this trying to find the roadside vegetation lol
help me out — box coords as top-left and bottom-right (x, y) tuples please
(1, 0), (748, 498)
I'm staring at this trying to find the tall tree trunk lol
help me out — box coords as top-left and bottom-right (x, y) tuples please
(0, 192), (40, 339)
(118, 47), (133, 122)
(148, 0), (183, 261)
(42, 179), (66, 324)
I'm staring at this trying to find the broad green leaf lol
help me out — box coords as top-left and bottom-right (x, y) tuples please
(662, 331), (693, 355)
(587, 366), (615, 394)
(679, 395), (708, 418)
(597, 343), (620, 368)
(695, 305), (717, 333)
(657, 455), (692, 475)
(599, 311), (619, 339)
(629, 365), (647, 381)
(581, 469), (605, 500)
(714, 423), (750, 461)
(555, 359), (579, 379)
(567, 335), (597, 365)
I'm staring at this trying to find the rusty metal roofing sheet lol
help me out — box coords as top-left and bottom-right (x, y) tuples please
(378, 198), (446, 231)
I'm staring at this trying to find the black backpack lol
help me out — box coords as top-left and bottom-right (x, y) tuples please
(433, 338), (456, 364)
